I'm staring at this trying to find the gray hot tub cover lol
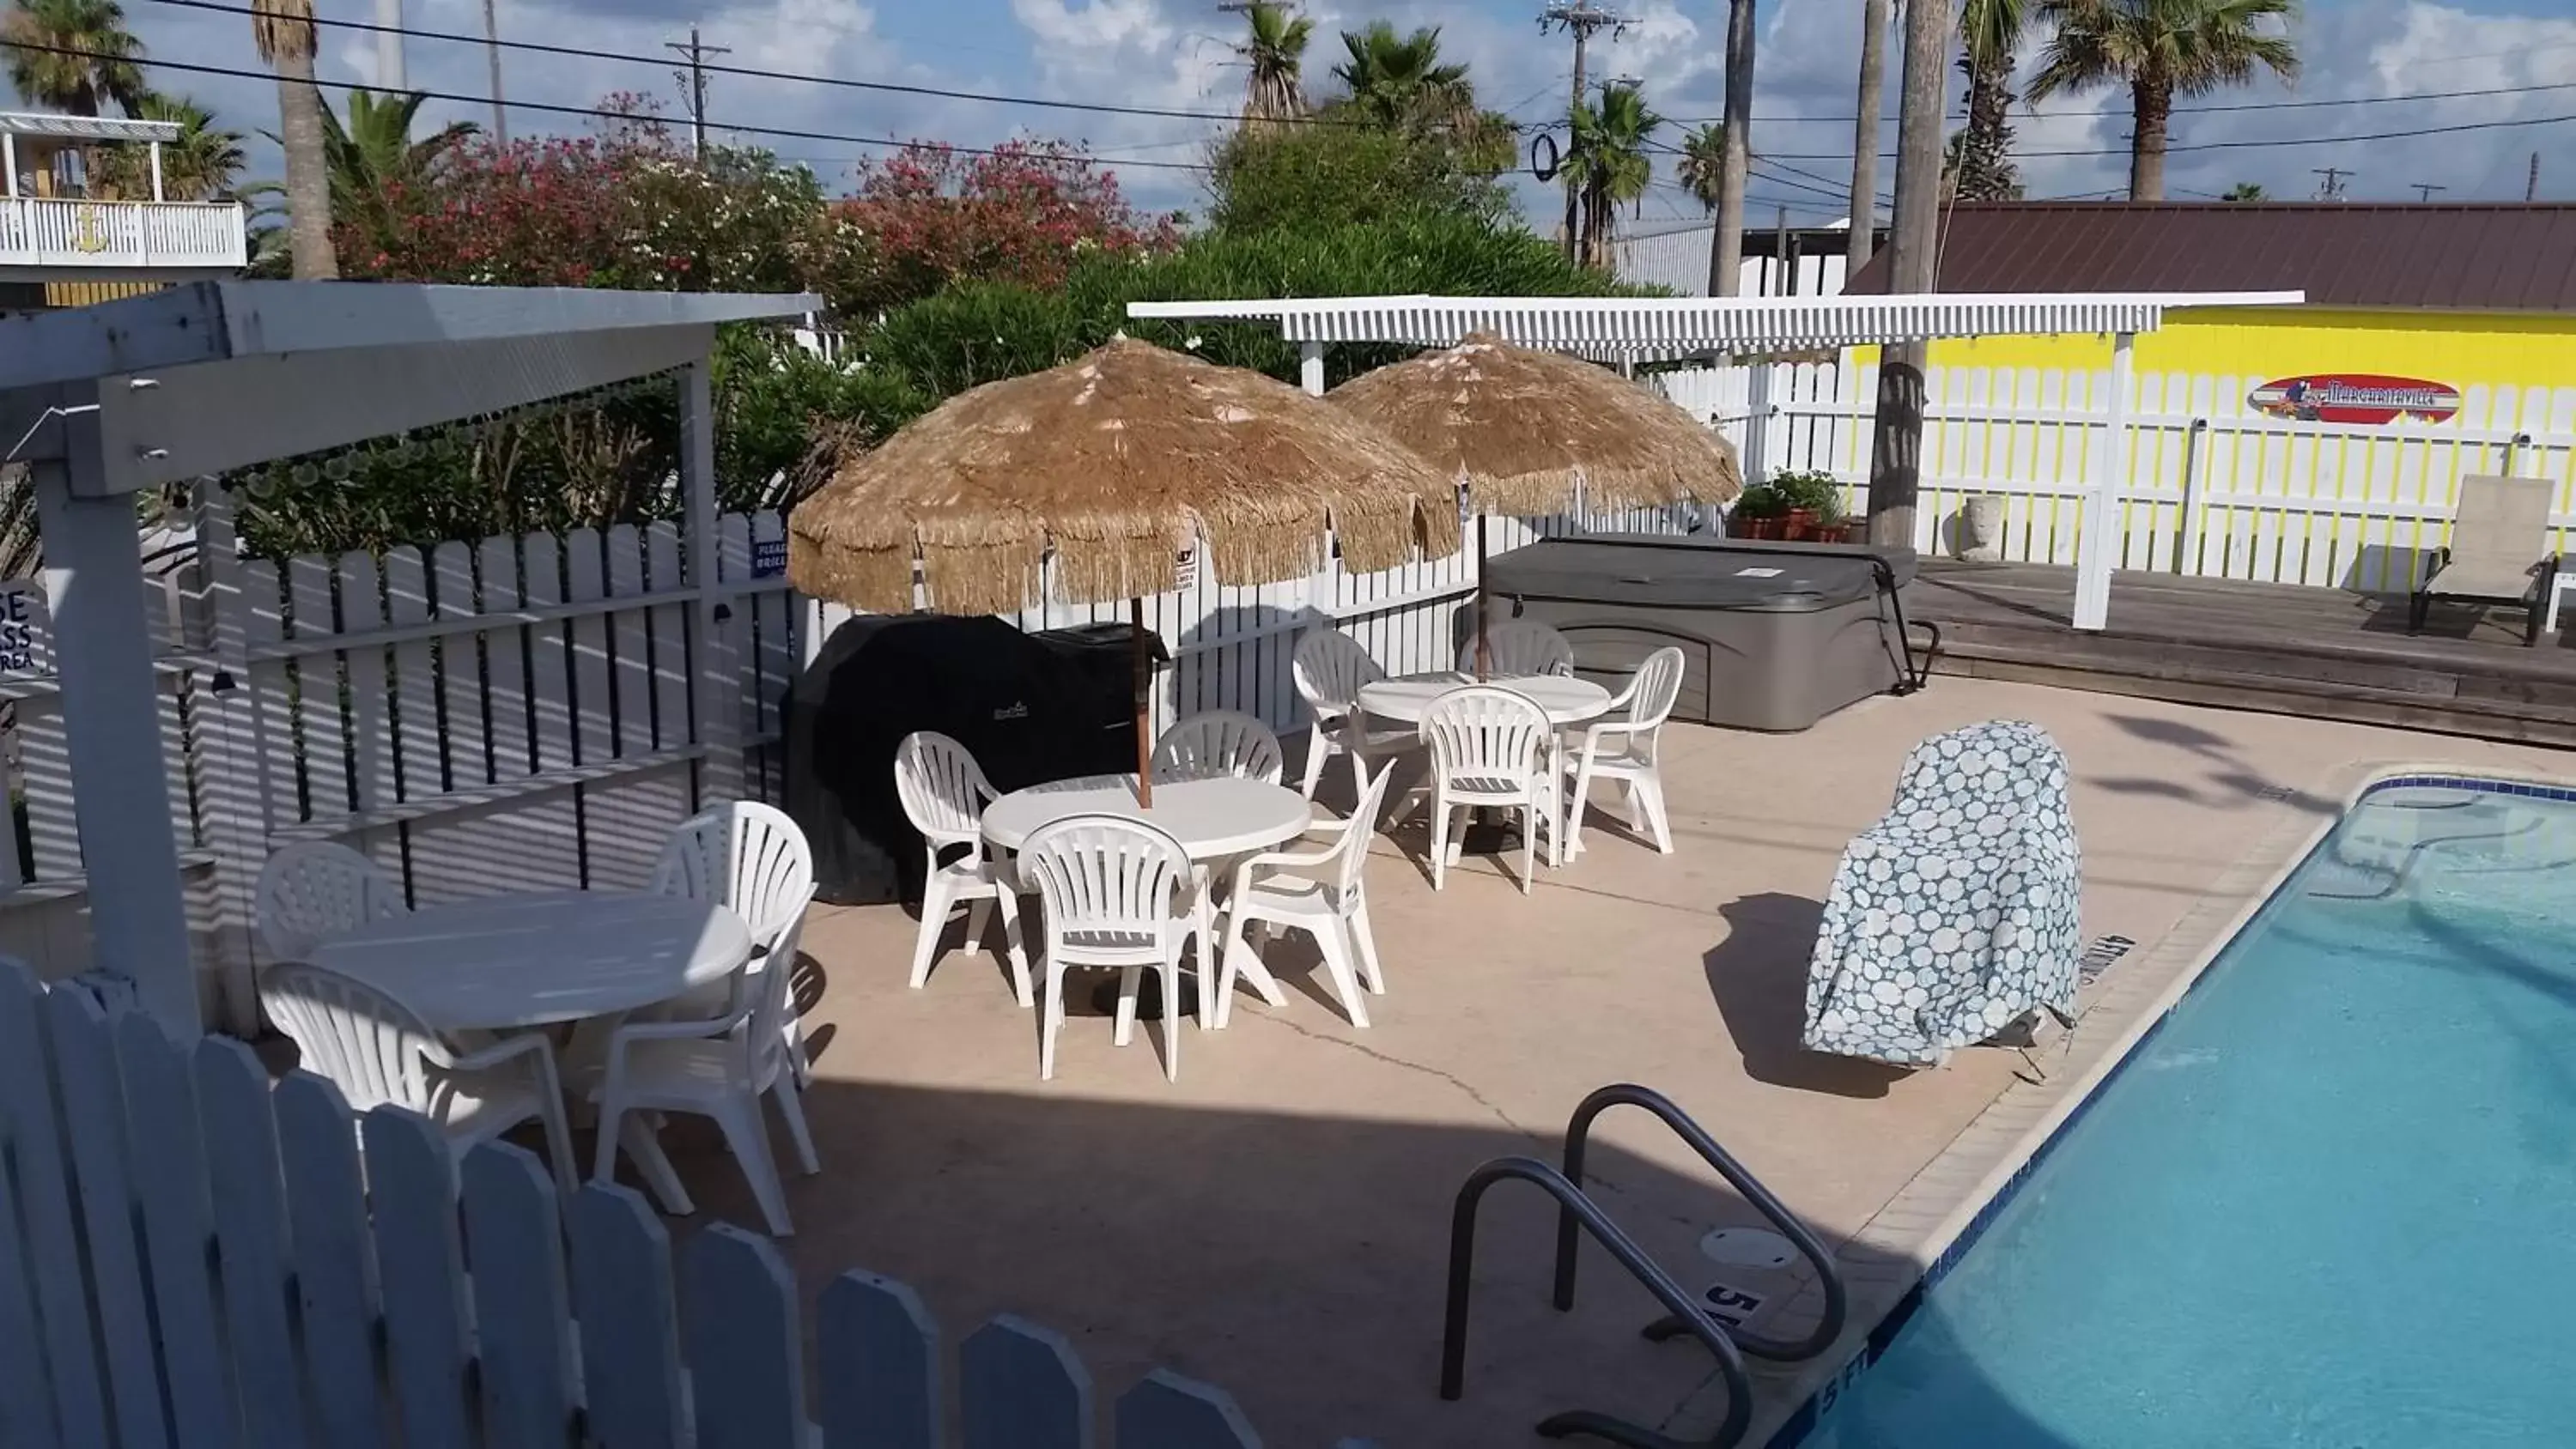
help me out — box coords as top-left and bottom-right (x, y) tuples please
(1801, 720), (2081, 1067)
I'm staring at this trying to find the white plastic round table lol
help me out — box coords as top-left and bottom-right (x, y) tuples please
(981, 774), (1313, 859)
(310, 890), (752, 1033)
(1356, 671), (1613, 726)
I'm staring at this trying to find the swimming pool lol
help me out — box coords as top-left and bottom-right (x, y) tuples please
(1795, 777), (2576, 1448)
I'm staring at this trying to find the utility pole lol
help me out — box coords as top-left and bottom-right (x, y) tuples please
(2312, 166), (2352, 201)
(1848, 0), (1890, 272)
(1866, 0), (1951, 549)
(481, 0), (507, 142)
(2410, 182), (2446, 203)
(2529, 151), (2542, 202)
(667, 26), (731, 161)
(1539, 2), (1626, 265)
(375, 0), (405, 91)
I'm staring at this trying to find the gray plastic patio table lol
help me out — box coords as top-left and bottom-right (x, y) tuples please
(982, 773), (1312, 1019)
(311, 889), (753, 1033)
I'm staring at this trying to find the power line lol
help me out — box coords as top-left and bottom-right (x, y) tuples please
(129, 0), (1428, 134)
(0, 37), (1224, 170)
(1667, 74), (2576, 125)
(1757, 107), (2576, 161)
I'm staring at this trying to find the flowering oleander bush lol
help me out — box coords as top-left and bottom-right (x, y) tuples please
(830, 138), (1181, 315)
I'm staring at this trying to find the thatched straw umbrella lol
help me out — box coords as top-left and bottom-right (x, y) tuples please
(1327, 332), (1744, 676)
(787, 336), (1463, 804)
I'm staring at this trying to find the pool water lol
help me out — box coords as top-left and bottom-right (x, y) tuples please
(1807, 783), (2576, 1448)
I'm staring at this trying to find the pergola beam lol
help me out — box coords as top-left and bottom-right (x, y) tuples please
(1126, 290), (2303, 359)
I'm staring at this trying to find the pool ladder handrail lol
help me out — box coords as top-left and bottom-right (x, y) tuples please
(1442, 1157), (1754, 1449)
(1556, 1083), (1847, 1361)
(1441, 1084), (1850, 1449)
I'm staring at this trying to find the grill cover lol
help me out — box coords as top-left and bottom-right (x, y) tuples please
(782, 615), (1156, 904)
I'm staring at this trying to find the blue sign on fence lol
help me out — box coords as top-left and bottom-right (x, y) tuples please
(752, 538), (788, 579)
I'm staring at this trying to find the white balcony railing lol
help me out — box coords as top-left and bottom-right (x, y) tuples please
(0, 195), (247, 270)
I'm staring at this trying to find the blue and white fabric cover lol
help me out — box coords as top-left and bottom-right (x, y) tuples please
(1802, 719), (2081, 1067)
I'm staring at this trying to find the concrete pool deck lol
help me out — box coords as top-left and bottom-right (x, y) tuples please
(640, 676), (2572, 1446)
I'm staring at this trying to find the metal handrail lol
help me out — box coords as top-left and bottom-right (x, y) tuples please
(1553, 1083), (1847, 1362)
(1443, 1156), (1752, 1449)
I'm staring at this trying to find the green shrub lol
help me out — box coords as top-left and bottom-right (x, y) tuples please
(1769, 468), (1847, 522)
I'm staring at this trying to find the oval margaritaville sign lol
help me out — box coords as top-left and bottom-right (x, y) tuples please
(2249, 373), (2462, 426)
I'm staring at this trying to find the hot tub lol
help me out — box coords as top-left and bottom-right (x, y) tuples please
(1478, 534), (1923, 731)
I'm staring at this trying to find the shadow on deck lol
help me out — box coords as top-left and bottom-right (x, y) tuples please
(1906, 561), (2576, 747)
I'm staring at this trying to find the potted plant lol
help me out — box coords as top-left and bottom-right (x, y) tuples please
(1771, 469), (1850, 543)
(1730, 482), (1788, 539)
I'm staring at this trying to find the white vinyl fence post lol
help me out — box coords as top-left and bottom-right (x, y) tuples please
(30, 386), (197, 1033)
(2074, 331), (2136, 631)
(190, 486), (269, 1033)
(1741, 361), (1775, 487)
(1299, 342), (1325, 397)
(679, 355), (744, 803)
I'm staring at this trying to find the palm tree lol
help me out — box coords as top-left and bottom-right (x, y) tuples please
(1953, 0), (2027, 199)
(2030, 0), (2300, 202)
(1331, 21), (1474, 133)
(2221, 180), (2267, 200)
(324, 88), (476, 219)
(252, 0), (338, 278)
(1234, 2), (1312, 130)
(1674, 121), (1732, 292)
(1675, 121), (1726, 212)
(96, 94), (244, 199)
(1713, 0), (1756, 296)
(2, 0), (146, 117)
(1568, 82), (1659, 268)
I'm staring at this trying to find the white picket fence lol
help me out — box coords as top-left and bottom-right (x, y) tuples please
(0, 494), (806, 1033)
(805, 500), (1705, 739)
(0, 961), (1372, 1449)
(1659, 359), (2576, 593)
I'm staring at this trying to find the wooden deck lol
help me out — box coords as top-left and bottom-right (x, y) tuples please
(1905, 561), (2576, 747)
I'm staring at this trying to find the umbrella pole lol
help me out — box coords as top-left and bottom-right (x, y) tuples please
(1131, 596), (1154, 808)
(1474, 513), (1492, 682)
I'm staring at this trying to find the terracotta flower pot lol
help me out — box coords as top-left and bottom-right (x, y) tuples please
(1783, 507), (1817, 541)
(1734, 514), (1784, 539)
(1814, 521), (1853, 544)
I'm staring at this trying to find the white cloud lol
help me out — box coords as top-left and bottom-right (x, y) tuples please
(11, 0), (2569, 222)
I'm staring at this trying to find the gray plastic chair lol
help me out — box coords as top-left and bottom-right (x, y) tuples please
(2411, 475), (2560, 645)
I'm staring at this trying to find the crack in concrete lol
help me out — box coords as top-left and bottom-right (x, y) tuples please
(1239, 1009), (1549, 1146)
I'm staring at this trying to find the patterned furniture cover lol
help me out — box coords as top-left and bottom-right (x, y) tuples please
(1801, 720), (2081, 1067)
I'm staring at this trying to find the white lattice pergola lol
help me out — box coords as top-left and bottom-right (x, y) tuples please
(1127, 289), (2306, 635)
(0, 281), (817, 1033)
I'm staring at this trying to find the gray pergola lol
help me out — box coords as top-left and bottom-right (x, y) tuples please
(0, 281), (819, 1034)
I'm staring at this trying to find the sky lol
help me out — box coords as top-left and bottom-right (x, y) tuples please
(8, 0), (2576, 224)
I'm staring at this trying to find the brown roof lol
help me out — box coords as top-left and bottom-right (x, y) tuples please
(1842, 202), (2576, 312)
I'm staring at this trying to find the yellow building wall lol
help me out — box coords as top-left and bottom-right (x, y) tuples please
(1922, 306), (2576, 390)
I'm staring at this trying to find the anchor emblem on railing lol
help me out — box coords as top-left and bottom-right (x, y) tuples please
(70, 203), (111, 254)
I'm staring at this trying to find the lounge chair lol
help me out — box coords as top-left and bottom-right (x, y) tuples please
(2409, 475), (2560, 646)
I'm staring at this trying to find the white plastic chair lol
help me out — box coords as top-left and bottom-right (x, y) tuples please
(1566, 647), (1688, 857)
(1458, 617), (1576, 678)
(648, 802), (818, 1078)
(1015, 814), (1200, 1082)
(255, 842), (406, 962)
(1151, 710), (1285, 785)
(1292, 628), (1418, 801)
(1419, 685), (1559, 893)
(895, 731), (1031, 1005)
(258, 961), (577, 1196)
(590, 910), (819, 1238)
(1217, 762), (1394, 1028)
